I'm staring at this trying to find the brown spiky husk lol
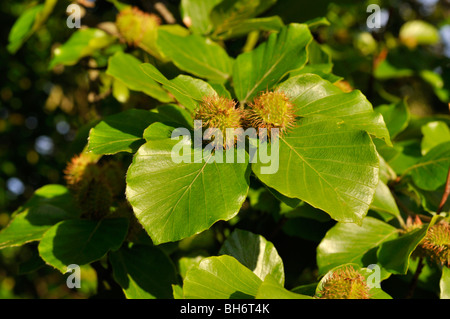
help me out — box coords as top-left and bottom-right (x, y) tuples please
(76, 177), (114, 220)
(316, 265), (371, 299)
(64, 153), (127, 220)
(64, 153), (100, 190)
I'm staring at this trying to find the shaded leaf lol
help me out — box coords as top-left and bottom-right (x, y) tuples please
(38, 218), (129, 273)
(408, 141), (450, 191)
(109, 244), (178, 299)
(0, 185), (80, 249)
(377, 217), (441, 274)
(88, 109), (166, 155)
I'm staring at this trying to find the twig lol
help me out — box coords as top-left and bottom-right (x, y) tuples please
(154, 1), (176, 24)
(405, 257), (424, 299)
(436, 165), (450, 214)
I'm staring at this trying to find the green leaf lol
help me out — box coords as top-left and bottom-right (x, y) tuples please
(8, 0), (57, 54)
(106, 52), (173, 103)
(290, 40), (338, 81)
(377, 139), (422, 175)
(152, 104), (194, 129)
(156, 30), (233, 82)
(143, 122), (179, 142)
(49, 28), (115, 69)
(316, 216), (398, 275)
(214, 16), (284, 40)
(178, 253), (208, 279)
(421, 121), (450, 156)
(399, 20), (440, 48)
(106, 0), (130, 11)
(304, 17), (330, 29)
(255, 274), (312, 299)
(408, 183), (450, 213)
(180, 0), (223, 35)
(38, 218), (129, 273)
(183, 255), (262, 299)
(88, 109), (166, 155)
(407, 141), (450, 191)
(126, 139), (250, 244)
(278, 74), (391, 145)
(109, 245), (178, 299)
(377, 223), (432, 274)
(233, 23), (312, 104)
(210, 0), (277, 39)
(140, 63), (217, 112)
(253, 116), (380, 224)
(0, 185), (80, 249)
(370, 180), (401, 219)
(378, 154), (397, 184)
(8, 5), (43, 54)
(219, 229), (285, 285)
(375, 100), (410, 140)
(112, 78), (130, 103)
(440, 266), (450, 299)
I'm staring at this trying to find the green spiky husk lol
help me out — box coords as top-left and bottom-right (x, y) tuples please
(419, 221), (450, 267)
(116, 7), (160, 46)
(195, 96), (243, 149)
(316, 266), (371, 299)
(245, 91), (297, 139)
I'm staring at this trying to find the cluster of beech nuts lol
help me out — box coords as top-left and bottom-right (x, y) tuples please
(195, 91), (297, 149)
(64, 153), (124, 220)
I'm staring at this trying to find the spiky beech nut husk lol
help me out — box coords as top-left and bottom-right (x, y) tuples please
(76, 177), (114, 220)
(418, 221), (450, 267)
(101, 161), (125, 197)
(115, 7), (161, 46)
(246, 91), (296, 140)
(405, 215), (423, 233)
(195, 96), (243, 149)
(64, 153), (100, 190)
(316, 266), (371, 299)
